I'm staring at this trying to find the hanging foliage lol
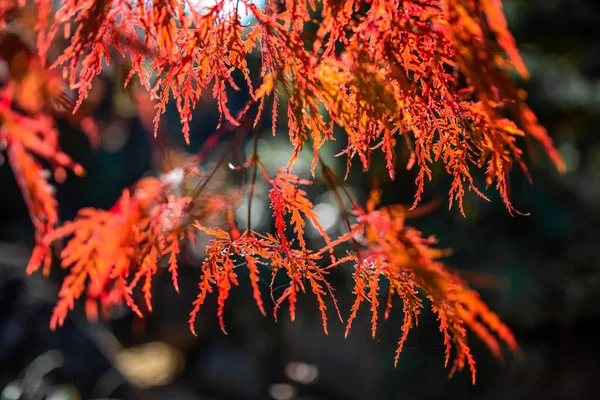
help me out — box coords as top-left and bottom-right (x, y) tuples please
(0, 0), (564, 383)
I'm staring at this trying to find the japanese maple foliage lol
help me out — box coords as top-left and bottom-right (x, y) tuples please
(0, 0), (564, 383)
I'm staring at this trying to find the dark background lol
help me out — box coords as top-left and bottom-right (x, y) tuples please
(1, 0), (600, 399)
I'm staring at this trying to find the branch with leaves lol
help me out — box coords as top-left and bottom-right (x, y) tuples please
(0, 0), (565, 383)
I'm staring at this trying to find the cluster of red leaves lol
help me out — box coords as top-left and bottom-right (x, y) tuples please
(190, 167), (341, 335)
(35, 161), (241, 329)
(3, 0), (562, 212)
(0, 0), (566, 383)
(188, 169), (517, 383)
(342, 189), (518, 383)
(16, 154), (516, 381)
(0, 28), (98, 276)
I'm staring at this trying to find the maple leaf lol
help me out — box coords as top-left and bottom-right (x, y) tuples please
(336, 189), (517, 383)
(1, 91), (86, 276)
(36, 152), (242, 328)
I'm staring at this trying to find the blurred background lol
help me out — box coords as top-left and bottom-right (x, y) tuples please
(1, 0), (600, 399)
